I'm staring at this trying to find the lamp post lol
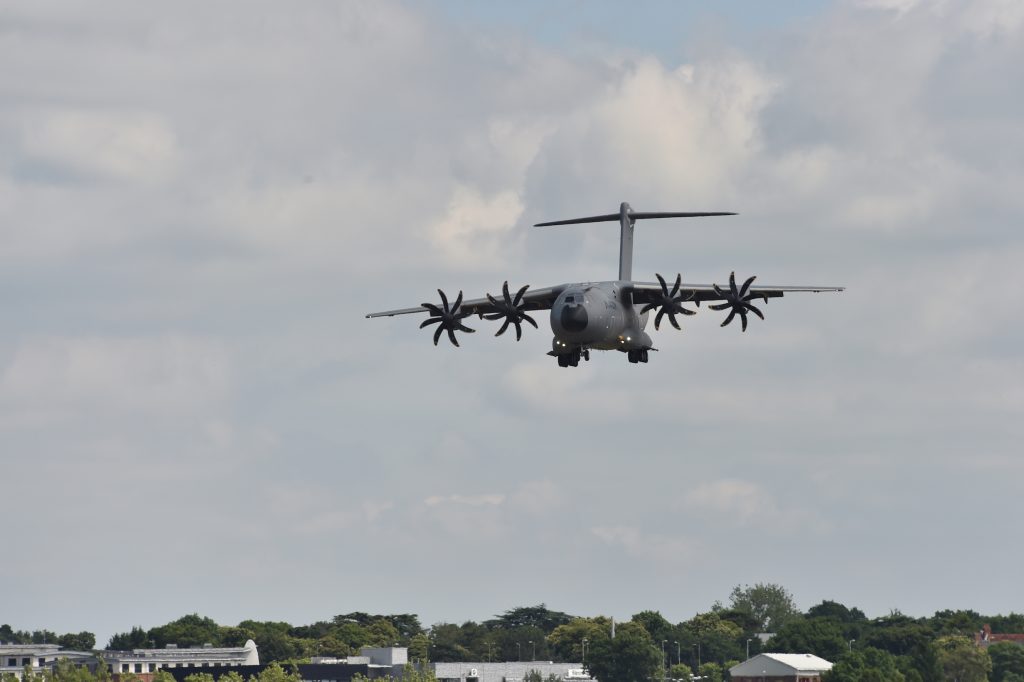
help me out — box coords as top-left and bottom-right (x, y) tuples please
(674, 641), (680, 666)
(849, 639), (856, 653)
(661, 640), (667, 678)
(530, 640), (535, 661)
(517, 643), (521, 662)
(581, 638), (588, 664)
(747, 638), (752, 660)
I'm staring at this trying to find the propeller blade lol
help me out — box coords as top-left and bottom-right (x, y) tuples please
(740, 275), (756, 298)
(740, 310), (749, 332)
(514, 320), (523, 341)
(438, 289), (449, 312)
(721, 308), (737, 327)
(671, 273), (682, 298)
(420, 317), (443, 328)
(746, 302), (764, 320)
(513, 284), (529, 306)
(496, 318), (511, 336)
(654, 308), (666, 330)
(668, 312), (681, 330)
(447, 328), (459, 347)
(433, 325), (444, 346)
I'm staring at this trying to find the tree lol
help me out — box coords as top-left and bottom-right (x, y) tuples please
(807, 601), (867, 624)
(825, 647), (906, 682)
(547, 618), (610, 663)
(57, 632), (96, 651)
(728, 584), (800, 632)
(486, 606), (574, 634)
(584, 622), (661, 682)
(252, 663), (302, 682)
(697, 662), (723, 682)
(667, 663), (692, 681)
(152, 671), (176, 682)
(766, 619), (846, 661)
(934, 635), (991, 682)
(990, 642), (1024, 682)
(631, 611), (674, 645)
(182, 675), (215, 682)
(107, 627), (150, 650)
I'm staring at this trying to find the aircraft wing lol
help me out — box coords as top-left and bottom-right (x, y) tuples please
(365, 284), (565, 319)
(628, 280), (845, 305)
(627, 275), (843, 331)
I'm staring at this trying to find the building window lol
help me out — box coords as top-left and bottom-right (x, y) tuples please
(134, 665), (142, 674)
(122, 664), (130, 672)
(7, 659), (16, 667)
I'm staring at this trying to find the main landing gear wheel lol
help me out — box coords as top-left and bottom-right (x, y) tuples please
(627, 349), (649, 364)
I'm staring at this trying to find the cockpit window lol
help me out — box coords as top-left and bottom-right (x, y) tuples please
(565, 296), (575, 303)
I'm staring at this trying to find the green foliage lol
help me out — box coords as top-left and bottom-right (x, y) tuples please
(584, 621), (661, 682)
(807, 601), (868, 623)
(151, 671), (176, 682)
(108, 626), (150, 650)
(697, 662), (723, 682)
(252, 662), (302, 682)
(728, 583), (800, 632)
(934, 635), (991, 682)
(547, 618), (609, 663)
(767, 618), (846, 661)
(667, 663), (692, 681)
(825, 647), (906, 682)
(181, 674), (215, 682)
(990, 642), (1024, 682)
(486, 606), (573, 633)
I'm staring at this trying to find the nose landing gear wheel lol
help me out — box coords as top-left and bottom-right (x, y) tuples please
(557, 349), (583, 368)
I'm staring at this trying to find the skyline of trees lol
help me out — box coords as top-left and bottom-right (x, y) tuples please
(5, 586), (1024, 682)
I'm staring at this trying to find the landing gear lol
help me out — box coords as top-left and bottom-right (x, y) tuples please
(556, 348), (588, 368)
(627, 349), (649, 364)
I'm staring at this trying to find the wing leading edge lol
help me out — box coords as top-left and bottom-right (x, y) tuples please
(365, 284), (564, 319)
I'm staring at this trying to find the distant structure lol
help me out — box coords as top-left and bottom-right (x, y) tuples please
(729, 653), (833, 682)
(976, 624), (1024, 647)
(432, 661), (591, 682)
(165, 646), (405, 682)
(103, 640), (259, 681)
(0, 643), (93, 680)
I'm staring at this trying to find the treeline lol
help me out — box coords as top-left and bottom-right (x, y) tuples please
(0, 626), (94, 651)
(7, 584), (1024, 682)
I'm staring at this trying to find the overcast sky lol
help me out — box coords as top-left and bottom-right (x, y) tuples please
(2, 0), (1023, 647)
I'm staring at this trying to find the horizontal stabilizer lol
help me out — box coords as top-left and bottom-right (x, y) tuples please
(535, 211), (735, 226)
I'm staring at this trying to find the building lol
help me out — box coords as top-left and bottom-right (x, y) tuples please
(0, 643), (93, 680)
(729, 653), (833, 682)
(431, 661), (592, 682)
(102, 640), (259, 682)
(976, 624), (1024, 647)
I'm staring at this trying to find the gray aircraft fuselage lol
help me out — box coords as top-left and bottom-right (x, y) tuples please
(550, 281), (653, 354)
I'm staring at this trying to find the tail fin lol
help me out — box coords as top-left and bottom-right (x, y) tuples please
(534, 202), (735, 281)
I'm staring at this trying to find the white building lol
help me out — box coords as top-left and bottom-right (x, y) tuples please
(729, 653), (833, 682)
(102, 640), (259, 679)
(432, 661), (592, 682)
(0, 644), (93, 680)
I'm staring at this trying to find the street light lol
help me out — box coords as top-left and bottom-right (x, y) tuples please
(517, 643), (521, 661)
(581, 638), (588, 664)
(746, 638), (752, 660)
(674, 641), (680, 666)
(849, 639), (856, 653)
(661, 640), (667, 677)
(529, 640), (535, 661)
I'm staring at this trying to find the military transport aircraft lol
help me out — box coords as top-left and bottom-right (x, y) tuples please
(366, 202), (843, 367)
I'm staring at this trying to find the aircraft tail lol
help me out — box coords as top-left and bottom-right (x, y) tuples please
(534, 202), (735, 281)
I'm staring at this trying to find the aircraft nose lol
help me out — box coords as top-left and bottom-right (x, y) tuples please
(560, 304), (588, 333)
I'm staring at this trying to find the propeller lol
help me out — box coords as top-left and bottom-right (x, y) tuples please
(420, 289), (475, 346)
(640, 273), (696, 330)
(483, 281), (538, 341)
(710, 271), (764, 332)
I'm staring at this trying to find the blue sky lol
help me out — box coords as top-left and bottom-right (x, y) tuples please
(1, 0), (1023, 648)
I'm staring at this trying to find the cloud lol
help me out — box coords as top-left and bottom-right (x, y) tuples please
(590, 525), (700, 567)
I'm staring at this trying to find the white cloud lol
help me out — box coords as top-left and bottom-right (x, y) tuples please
(591, 525), (699, 566)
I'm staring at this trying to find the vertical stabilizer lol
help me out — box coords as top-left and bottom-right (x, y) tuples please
(618, 202), (634, 281)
